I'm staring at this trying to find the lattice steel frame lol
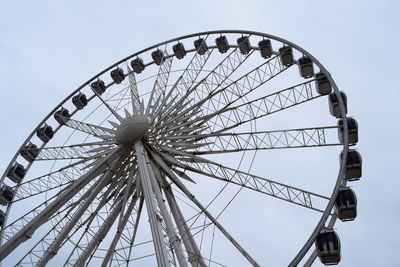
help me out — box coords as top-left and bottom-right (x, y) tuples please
(0, 30), (350, 266)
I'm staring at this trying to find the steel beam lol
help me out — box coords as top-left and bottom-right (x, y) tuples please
(135, 142), (171, 267)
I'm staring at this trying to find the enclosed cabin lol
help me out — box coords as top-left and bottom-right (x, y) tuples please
(7, 162), (26, 183)
(0, 210), (4, 227)
(315, 72), (332, 95)
(237, 36), (251, 54)
(72, 93), (88, 110)
(152, 49), (166, 65)
(216, 35), (229, 53)
(37, 124), (54, 143)
(340, 149), (362, 181)
(315, 229), (341, 265)
(335, 188), (357, 221)
(54, 108), (71, 125)
(194, 38), (208, 55)
(298, 56), (314, 78)
(20, 143), (39, 162)
(131, 58), (145, 74)
(279, 45), (294, 67)
(173, 43), (187, 59)
(328, 91), (347, 118)
(91, 79), (106, 95)
(111, 67), (125, 84)
(338, 117), (358, 145)
(0, 186), (15, 206)
(258, 39), (273, 59)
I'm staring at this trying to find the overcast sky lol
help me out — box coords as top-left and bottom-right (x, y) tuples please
(0, 1), (399, 266)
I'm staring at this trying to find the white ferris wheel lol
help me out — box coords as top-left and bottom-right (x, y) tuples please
(0, 30), (362, 266)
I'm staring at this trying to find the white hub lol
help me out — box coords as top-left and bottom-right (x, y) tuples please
(115, 115), (150, 145)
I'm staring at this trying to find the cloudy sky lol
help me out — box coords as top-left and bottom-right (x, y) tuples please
(0, 1), (399, 266)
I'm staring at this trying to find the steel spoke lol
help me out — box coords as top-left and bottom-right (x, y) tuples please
(0, 147), (123, 261)
(185, 126), (341, 154)
(65, 118), (115, 139)
(150, 151), (260, 267)
(146, 46), (174, 116)
(36, 142), (116, 161)
(127, 66), (141, 114)
(155, 146), (329, 212)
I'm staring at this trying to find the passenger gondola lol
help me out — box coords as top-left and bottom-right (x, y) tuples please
(91, 79), (106, 95)
(315, 229), (341, 265)
(54, 108), (71, 125)
(194, 38), (208, 55)
(329, 91), (347, 118)
(335, 188), (357, 221)
(216, 35), (229, 53)
(37, 124), (54, 143)
(72, 93), (88, 110)
(111, 67), (125, 84)
(7, 163), (26, 183)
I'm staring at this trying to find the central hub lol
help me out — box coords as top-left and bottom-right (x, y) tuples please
(115, 115), (150, 145)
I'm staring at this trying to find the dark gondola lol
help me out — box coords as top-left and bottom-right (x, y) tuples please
(316, 229), (341, 265)
(7, 163), (26, 183)
(0, 186), (15, 206)
(329, 91), (347, 118)
(130, 58), (145, 74)
(194, 38), (208, 55)
(338, 117), (359, 145)
(237, 36), (251, 54)
(54, 108), (71, 125)
(173, 43), (187, 59)
(72, 93), (88, 110)
(152, 49), (166, 65)
(258, 39), (272, 58)
(216, 35), (229, 53)
(37, 124), (54, 143)
(91, 79), (107, 95)
(279, 45), (294, 66)
(335, 188), (357, 221)
(20, 143), (39, 162)
(298, 56), (314, 78)
(340, 149), (362, 181)
(315, 72), (332, 95)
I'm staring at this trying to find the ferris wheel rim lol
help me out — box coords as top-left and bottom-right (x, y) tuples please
(0, 30), (351, 266)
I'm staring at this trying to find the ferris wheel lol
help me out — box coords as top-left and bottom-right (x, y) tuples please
(0, 30), (362, 266)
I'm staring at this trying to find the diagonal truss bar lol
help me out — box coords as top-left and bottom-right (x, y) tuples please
(12, 156), (99, 203)
(151, 45), (214, 125)
(154, 47), (252, 129)
(149, 151), (260, 267)
(123, 196), (145, 266)
(196, 51), (288, 118)
(73, 193), (127, 266)
(186, 126), (341, 154)
(166, 80), (320, 137)
(15, 175), (107, 266)
(156, 146), (329, 212)
(163, 185), (207, 267)
(182, 161), (328, 212)
(65, 118), (115, 139)
(101, 192), (142, 267)
(212, 81), (320, 132)
(35, 156), (126, 267)
(0, 147), (123, 261)
(36, 142), (116, 160)
(62, 163), (131, 266)
(155, 60), (293, 139)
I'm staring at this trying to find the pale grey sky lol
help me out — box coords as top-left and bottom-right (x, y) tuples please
(0, 1), (399, 266)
